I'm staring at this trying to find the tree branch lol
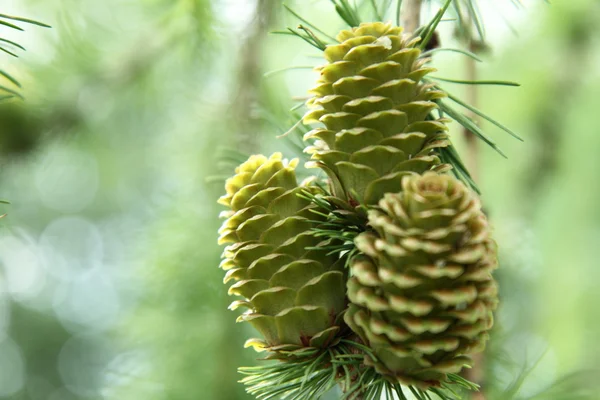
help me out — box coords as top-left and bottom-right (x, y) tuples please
(231, 0), (277, 154)
(463, 42), (480, 184)
(455, 4), (485, 398)
(401, 0), (423, 33)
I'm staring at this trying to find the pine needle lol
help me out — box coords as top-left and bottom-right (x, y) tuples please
(263, 65), (315, 78)
(396, 0), (403, 26)
(0, 13), (51, 28)
(283, 4), (339, 43)
(419, 0), (453, 49)
(239, 338), (475, 400)
(422, 47), (483, 62)
(439, 86), (524, 141)
(431, 76), (520, 87)
(0, 38), (26, 51)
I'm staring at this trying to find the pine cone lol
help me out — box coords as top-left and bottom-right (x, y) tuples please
(344, 172), (498, 388)
(218, 153), (347, 356)
(303, 22), (451, 205)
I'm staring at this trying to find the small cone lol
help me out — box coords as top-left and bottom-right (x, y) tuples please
(218, 153), (347, 356)
(303, 22), (451, 205)
(344, 172), (498, 388)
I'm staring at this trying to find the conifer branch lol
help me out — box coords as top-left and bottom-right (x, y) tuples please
(226, 4), (526, 400)
(0, 12), (49, 100)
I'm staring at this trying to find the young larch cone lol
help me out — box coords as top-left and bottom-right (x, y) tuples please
(344, 172), (498, 388)
(218, 153), (347, 357)
(303, 22), (451, 205)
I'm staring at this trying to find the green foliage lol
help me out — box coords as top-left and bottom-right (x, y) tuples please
(0, 12), (49, 100)
(240, 339), (478, 400)
(0, 102), (42, 156)
(116, 199), (252, 400)
(299, 187), (366, 267)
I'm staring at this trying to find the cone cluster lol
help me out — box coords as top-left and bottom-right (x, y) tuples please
(218, 153), (346, 355)
(218, 21), (500, 391)
(345, 172), (498, 387)
(303, 22), (450, 205)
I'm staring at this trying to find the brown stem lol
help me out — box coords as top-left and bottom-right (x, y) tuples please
(466, 354), (486, 400)
(401, 0), (423, 33)
(463, 42), (480, 184)
(462, 40), (486, 400)
(231, 0), (277, 154)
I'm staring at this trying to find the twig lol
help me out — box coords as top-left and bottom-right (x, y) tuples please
(231, 0), (277, 153)
(456, 4), (484, 398)
(463, 41), (480, 184)
(401, 0), (423, 33)
(462, 38), (488, 400)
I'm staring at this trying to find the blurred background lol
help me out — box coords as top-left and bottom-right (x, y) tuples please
(0, 0), (597, 399)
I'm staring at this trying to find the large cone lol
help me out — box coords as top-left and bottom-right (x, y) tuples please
(303, 22), (451, 205)
(218, 153), (347, 355)
(344, 172), (498, 388)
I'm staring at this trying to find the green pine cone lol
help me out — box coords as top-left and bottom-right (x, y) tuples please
(344, 172), (498, 388)
(218, 153), (347, 356)
(303, 22), (451, 205)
